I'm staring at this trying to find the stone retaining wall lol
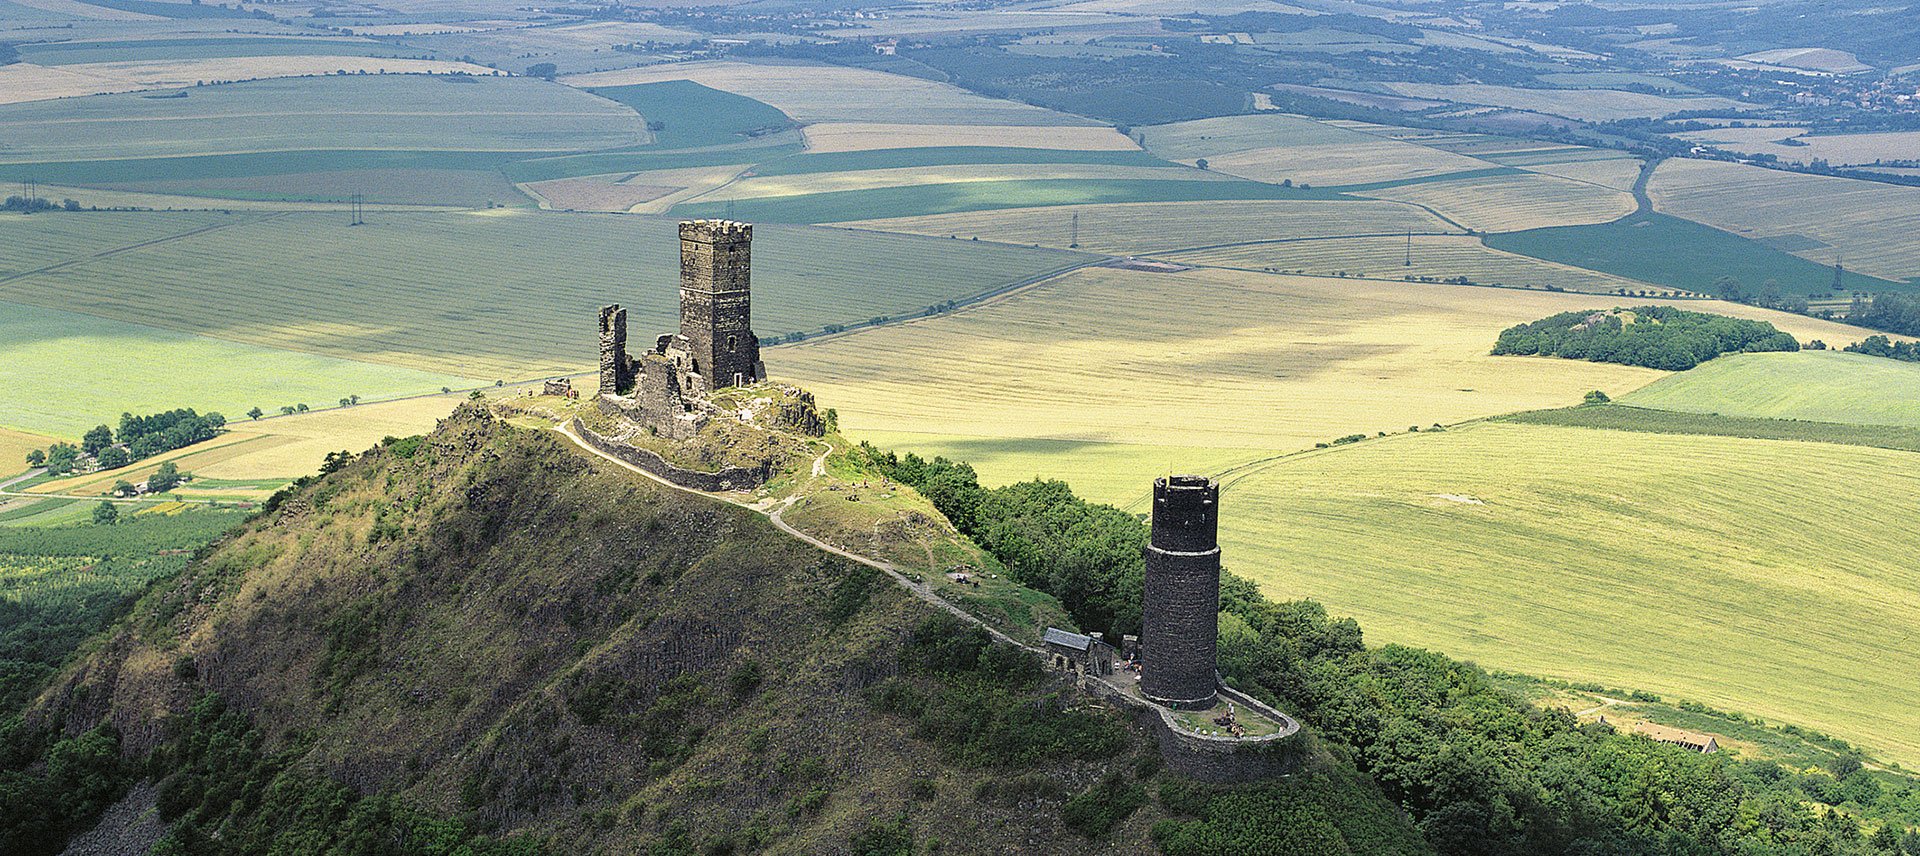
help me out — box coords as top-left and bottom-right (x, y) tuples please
(570, 419), (773, 492)
(1081, 675), (1304, 783)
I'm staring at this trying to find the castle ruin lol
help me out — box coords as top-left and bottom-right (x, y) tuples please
(1140, 475), (1223, 710)
(599, 220), (767, 439)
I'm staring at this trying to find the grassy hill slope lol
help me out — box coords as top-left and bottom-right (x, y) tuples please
(1621, 350), (1920, 428)
(5, 406), (1427, 855)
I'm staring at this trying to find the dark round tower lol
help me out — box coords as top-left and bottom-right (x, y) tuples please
(1140, 475), (1221, 710)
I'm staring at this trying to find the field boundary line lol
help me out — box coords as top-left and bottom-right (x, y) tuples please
(0, 213), (281, 288)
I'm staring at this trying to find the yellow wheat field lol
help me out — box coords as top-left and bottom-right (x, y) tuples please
(1167, 234), (1659, 293)
(1141, 113), (1499, 186)
(802, 122), (1138, 152)
(0, 58), (502, 105)
(1356, 172), (1636, 232)
(563, 60), (1086, 126)
(1517, 156), (1643, 190)
(0, 427), (60, 479)
(838, 199), (1456, 254)
(1650, 158), (1920, 282)
(1382, 82), (1752, 121)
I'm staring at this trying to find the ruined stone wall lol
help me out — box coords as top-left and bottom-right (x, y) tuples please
(1141, 475), (1222, 710)
(635, 356), (701, 441)
(570, 418), (772, 492)
(1080, 675), (1301, 784)
(598, 305), (635, 395)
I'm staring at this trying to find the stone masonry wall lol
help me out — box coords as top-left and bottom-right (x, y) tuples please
(570, 418), (772, 492)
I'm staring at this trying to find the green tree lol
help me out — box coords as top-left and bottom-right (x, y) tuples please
(44, 443), (80, 475)
(1196, 157), (1209, 170)
(91, 502), (118, 525)
(81, 425), (114, 456)
(280, 406), (297, 416)
(112, 480), (136, 497)
(25, 449), (44, 467)
(96, 447), (130, 469)
(1583, 389), (1610, 404)
(247, 407), (264, 420)
(295, 403), (309, 413)
(147, 461), (183, 494)
(526, 62), (557, 80)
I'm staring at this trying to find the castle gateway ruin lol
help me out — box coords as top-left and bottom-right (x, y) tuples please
(599, 220), (768, 439)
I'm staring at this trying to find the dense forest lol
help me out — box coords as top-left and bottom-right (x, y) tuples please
(1492, 306), (1800, 370)
(1846, 294), (1920, 341)
(1845, 335), (1920, 362)
(858, 445), (1920, 855)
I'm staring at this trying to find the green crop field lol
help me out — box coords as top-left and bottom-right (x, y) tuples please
(17, 35), (425, 65)
(1485, 213), (1909, 295)
(0, 150), (544, 208)
(1620, 350), (1920, 427)
(1167, 234), (1658, 294)
(1650, 159), (1920, 283)
(0, 210), (1089, 382)
(676, 178), (1345, 224)
(585, 80), (794, 150)
(0, 75), (649, 163)
(843, 198), (1455, 255)
(0, 297), (474, 438)
(1219, 419), (1920, 767)
(1499, 403), (1920, 451)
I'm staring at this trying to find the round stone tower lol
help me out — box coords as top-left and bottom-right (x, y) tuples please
(1140, 475), (1221, 710)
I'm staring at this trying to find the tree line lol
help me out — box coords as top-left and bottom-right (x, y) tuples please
(1492, 306), (1799, 371)
(855, 444), (1920, 855)
(26, 409), (224, 476)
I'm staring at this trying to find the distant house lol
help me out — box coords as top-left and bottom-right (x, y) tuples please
(1633, 722), (1719, 753)
(1042, 627), (1116, 676)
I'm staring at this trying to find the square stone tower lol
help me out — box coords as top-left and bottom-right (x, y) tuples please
(674, 219), (764, 394)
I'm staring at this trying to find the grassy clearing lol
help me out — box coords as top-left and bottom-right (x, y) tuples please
(0, 297), (474, 438)
(801, 122), (1136, 153)
(1498, 403), (1920, 451)
(1168, 234), (1659, 294)
(1650, 159), (1920, 282)
(1354, 172), (1636, 232)
(675, 178), (1342, 223)
(0, 75), (647, 162)
(1485, 212), (1909, 295)
(564, 60), (1089, 126)
(1619, 350), (1920, 427)
(776, 265), (1676, 473)
(584, 80), (793, 149)
(838, 198), (1452, 254)
(0, 210), (1088, 380)
(1221, 419), (1920, 767)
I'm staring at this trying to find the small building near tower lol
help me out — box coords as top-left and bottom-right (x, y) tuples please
(1043, 627), (1116, 676)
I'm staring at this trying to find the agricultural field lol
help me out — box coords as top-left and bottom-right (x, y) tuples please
(584, 80), (795, 151)
(1620, 351), (1920, 428)
(0, 428), (60, 478)
(1379, 82), (1754, 121)
(0, 297), (474, 438)
(1649, 159), (1920, 282)
(1508, 155), (1643, 191)
(1485, 213), (1909, 295)
(1353, 172), (1637, 233)
(801, 123), (1136, 153)
(0, 57), (503, 104)
(1674, 128), (1920, 167)
(1167, 234), (1661, 294)
(1140, 113), (1499, 186)
(13, 34), (425, 65)
(0, 74), (648, 163)
(672, 177), (1334, 224)
(0, 210), (1089, 382)
(779, 265), (1702, 504)
(1220, 419), (1920, 767)
(563, 60), (1091, 126)
(689, 163), (1231, 201)
(839, 198), (1454, 255)
(1500, 404), (1920, 452)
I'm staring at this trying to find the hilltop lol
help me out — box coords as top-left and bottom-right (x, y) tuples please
(4, 404), (1427, 855)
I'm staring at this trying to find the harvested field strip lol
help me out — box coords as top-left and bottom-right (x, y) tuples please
(1485, 213), (1908, 295)
(839, 199), (1456, 255)
(752, 146), (1171, 176)
(675, 178), (1346, 223)
(1167, 234), (1658, 294)
(692, 164), (1232, 201)
(18, 36), (422, 65)
(0, 211), (1089, 381)
(1649, 159), (1920, 282)
(502, 145), (801, 184)
(1497, 403), (1920, 451)
(1223, 420), (1920, 766)
(1619, 351), (1920, 427)
(1354, 172), (1636, 232)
